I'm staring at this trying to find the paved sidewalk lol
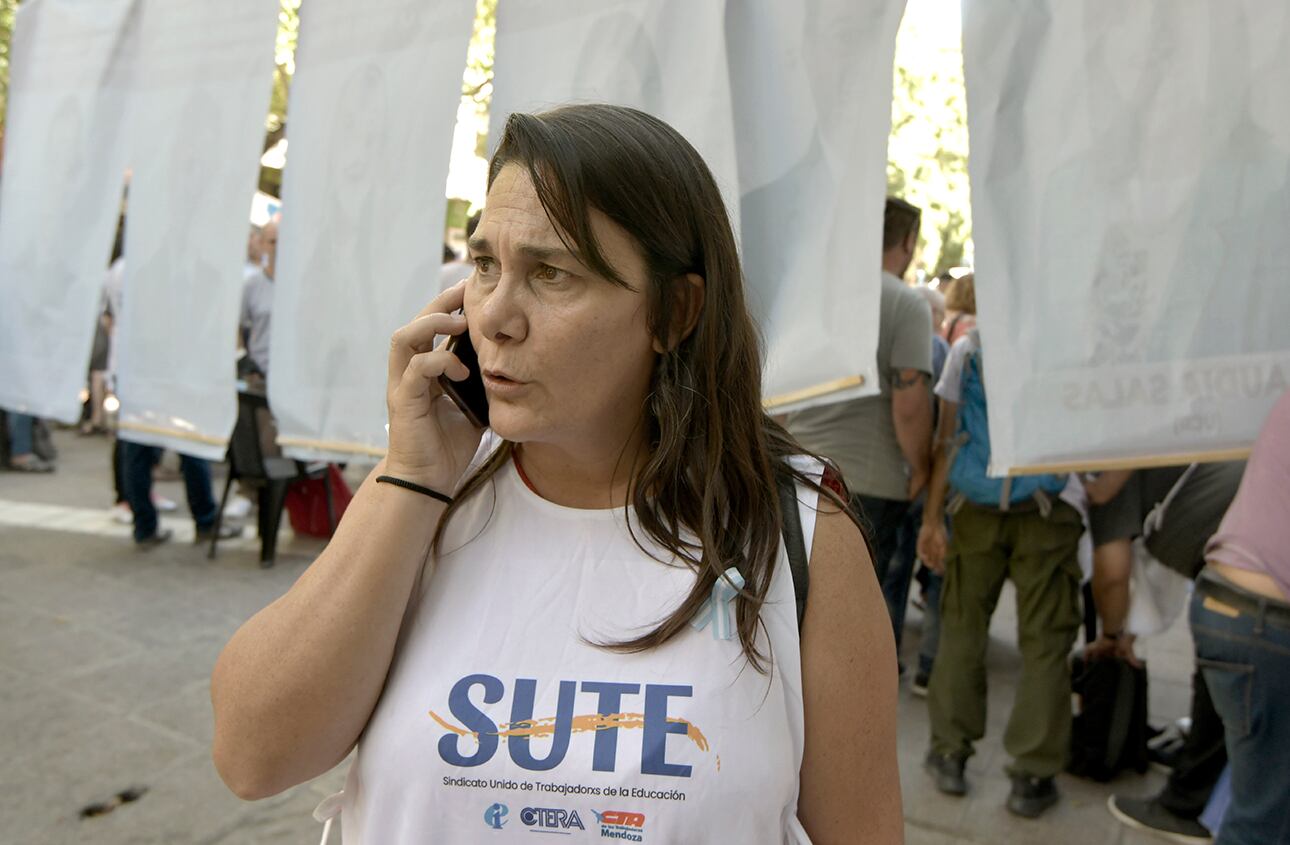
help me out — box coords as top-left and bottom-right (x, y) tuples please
(1, 430), (1199, 843)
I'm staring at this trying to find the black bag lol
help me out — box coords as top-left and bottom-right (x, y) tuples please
(1067, 655), (1150, 781)
(777, 470), (809, 631)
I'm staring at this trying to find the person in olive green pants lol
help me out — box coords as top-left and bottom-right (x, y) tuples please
(928, 501), (1083, 773)
(918, 330), (1084, 818)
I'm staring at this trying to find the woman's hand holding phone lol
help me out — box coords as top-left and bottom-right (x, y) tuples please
(384, 280), (484, 494)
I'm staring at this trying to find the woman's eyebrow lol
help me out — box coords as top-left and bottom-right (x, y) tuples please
(468, 235), (581, 265)
(517, 243), (580, 264)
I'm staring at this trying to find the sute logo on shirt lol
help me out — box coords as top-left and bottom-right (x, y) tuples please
(430, 674), (709, 777)
(521, 806), (586, 832)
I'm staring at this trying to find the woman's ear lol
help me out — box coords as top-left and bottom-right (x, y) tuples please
(653, 273), (705, 353)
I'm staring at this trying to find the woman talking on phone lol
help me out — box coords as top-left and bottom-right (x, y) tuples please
(211, 104), (901, 844)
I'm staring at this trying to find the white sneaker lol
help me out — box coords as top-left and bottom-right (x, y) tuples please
(224, 494), (253, 519)
(152, 494), (178, 512)
(111, 502), (133, 525)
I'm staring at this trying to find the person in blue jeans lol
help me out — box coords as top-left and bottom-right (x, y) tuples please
(5, 412), (55, 472)
(121, 439), (241, 547)
(882, 295), (949, 689)
(885, 495), (943, 693)
(1191, 389), (1290, 844)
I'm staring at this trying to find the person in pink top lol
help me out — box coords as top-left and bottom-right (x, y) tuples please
(1191, 388), (1290, 845)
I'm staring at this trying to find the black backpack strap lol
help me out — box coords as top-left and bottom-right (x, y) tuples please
(777, 470), (809, 631)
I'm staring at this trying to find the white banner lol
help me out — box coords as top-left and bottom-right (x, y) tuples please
(489, 0), (905, 413)
(727, 0), (907, 411)
(270, 0), (477, 460)
(963, 0), (1290, 474)
(0, 0), (136, 421)
(113, 0), (281, 460)
(489, 0), (741, 233)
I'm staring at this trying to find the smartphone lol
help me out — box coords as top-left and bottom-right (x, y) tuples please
(438, 311), (489, 428)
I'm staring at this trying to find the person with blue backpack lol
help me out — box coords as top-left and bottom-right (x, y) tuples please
(917, 327), (1083, 819)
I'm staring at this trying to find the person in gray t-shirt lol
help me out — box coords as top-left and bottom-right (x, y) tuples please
(786, 198), (933, 581)
(240, 218), (277, 381)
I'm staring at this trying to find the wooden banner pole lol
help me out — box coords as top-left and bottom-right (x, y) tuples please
(115, 421), (226, 447)
(1007, 447), (1251, 477)
(275, 436), (386, 459)
(763, 374), (867, 410)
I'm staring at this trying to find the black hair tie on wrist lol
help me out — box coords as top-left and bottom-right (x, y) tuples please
(375, 475), (454, 505)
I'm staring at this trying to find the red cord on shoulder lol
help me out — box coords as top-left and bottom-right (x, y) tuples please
(513, 450), (539, 494)
(821, 465), (847, 499)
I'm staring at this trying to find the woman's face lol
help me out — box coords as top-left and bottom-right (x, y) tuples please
(464, 164), (660, 450)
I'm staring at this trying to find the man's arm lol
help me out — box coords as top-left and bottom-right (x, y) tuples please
(1091, 543), (1132, 637)
(1082, 470), (1132, 505)
(1084, 470), (1141, 664)
(892, 368), (932, 498)
(1087, 538), (1140, 660)
(889, 290), (934, 499)
(917, 399), (958, 572)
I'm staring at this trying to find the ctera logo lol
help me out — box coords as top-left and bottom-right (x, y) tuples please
(484, 802), (509, 830)
(521, 807), (586, 832)
(593, 810), (646, 841)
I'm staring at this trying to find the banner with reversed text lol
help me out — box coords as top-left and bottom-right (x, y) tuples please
(963, 0), (1290, 474)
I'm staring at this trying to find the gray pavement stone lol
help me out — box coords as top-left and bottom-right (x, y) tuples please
(0, 607), (144, 681)
(0, 429), (1204, 843)
(133, 679), (220, 751)
(57, 634), (226, 718)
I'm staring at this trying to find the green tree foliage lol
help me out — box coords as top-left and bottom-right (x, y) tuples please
(887, 4), (972, 278)
(267, 0), (301, 134)
(0, 0), (18, 144)
(463, 0), (496, 158)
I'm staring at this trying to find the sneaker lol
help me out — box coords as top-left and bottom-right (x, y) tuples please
(152, 493), (178, 512)
(195, 522), (244, 543)
(1006, 774), (1059, 819)
(911, 672), (930, 698)
(7, 455), (55, 473)
(924, 750), (967, 796)
(224, 494), (253, 519)
(136, 528), (173, 549)
(1107, 795), (1212, 844)
(111, 502), (134, 525)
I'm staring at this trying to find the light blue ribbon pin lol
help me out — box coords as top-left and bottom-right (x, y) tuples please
(691, 567), (745, 640)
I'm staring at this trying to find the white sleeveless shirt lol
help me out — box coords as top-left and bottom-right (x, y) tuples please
(336, 434), (821, 843)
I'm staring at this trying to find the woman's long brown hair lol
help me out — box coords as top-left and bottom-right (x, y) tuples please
(431, 104), (863, 672)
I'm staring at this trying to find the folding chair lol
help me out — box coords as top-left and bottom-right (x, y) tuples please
(209, 391), (333, 567)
